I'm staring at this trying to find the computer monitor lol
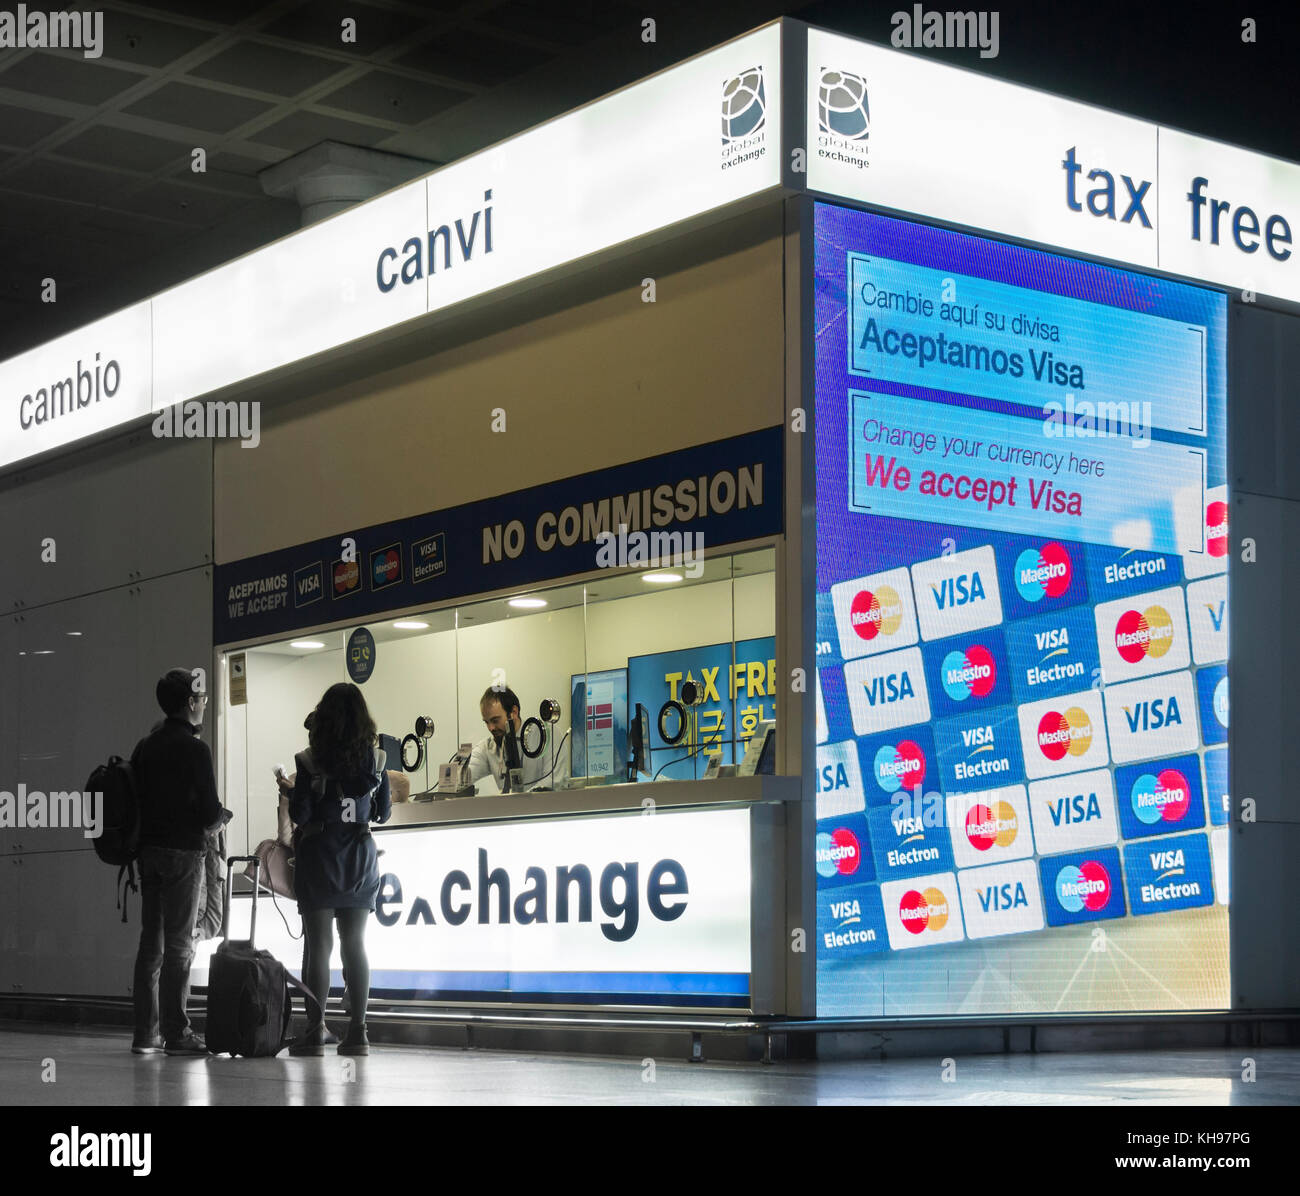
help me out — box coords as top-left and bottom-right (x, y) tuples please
(628, 703), (651, 780)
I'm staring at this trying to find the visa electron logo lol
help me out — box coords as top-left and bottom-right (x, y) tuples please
(873, 739), (925, 792)
(1037, 707), (1093, 760)
(965, 801), (1018, 851)
(1131, 768), (1192, 825)
(850, 585), (902, 641)
(1014, 543), (1072, 602)
(898, 886), (950, 934)
(816, 827), (863, 878)
(1206, 500), (1228, 557)
(1114, 605), (1174, 662)
(1054, 860), (1111, 912)
(941, 644), (996, 700)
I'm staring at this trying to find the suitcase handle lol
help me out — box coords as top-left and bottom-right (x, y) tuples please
(224, 854), (261, 947)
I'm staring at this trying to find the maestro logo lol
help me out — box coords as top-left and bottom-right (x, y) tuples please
(1130, 768), (1192, 825)
(1114, 605), (1174, 663)
(849, 585), (902, 641)
(816, 826), (864, 879)
(817, 67), (869, 140)
(1037, 706), (1093, 761)
(370, 543), (402, 590)
(941, 644), (996, 701)
(873, 738), (926, 793)
(1014, 543), (1072, 602)
(1054, 859), (1112, 912)
(721, 66), (766, 143)
(1205, 500), (1228, 558)
(965, 801), (1019, 852)
(898, 886), (950, 934)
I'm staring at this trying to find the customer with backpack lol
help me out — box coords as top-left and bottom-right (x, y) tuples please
(130, 668), (229, 1056)
(288, 682), (391, 1056)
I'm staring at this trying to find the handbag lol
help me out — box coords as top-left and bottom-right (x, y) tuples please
(245, 838), (295, 900)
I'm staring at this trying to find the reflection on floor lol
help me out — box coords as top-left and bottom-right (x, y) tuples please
(0, 1024), (1296, 1105)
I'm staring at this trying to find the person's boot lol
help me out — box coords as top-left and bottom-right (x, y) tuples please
(338, 1023), (369, 1056)
(289, 1022), (334, 1056)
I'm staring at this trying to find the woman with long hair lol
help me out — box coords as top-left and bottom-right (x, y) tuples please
(288, 682), (391, 1055)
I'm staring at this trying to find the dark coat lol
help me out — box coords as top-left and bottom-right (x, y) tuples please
(290, 746), (391, 912)
(130, 717), (224, 851)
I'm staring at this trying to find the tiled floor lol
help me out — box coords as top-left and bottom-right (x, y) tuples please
(0, 1024), (1295, 1105)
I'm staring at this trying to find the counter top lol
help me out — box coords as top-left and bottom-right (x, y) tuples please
(375, 773), (802, 829)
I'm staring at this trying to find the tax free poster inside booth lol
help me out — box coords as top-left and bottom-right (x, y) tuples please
(813, 204), (1229, 1017)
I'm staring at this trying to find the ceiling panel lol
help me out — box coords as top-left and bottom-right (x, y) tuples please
(98, 11), (217, 68)
(0, 102), (74, 148)
(188, 40), (351, 97)
(121, 179), (255, 225)
(315, 69), (471, 124)
(2, 156), (134, 200)
(122, 80), (278, 132)
(0, 54), (146, 106)
(393, 30), (557, 86)
(58, 124), (191, 171)
(261, 2), (431, 55)
(246, 107), (392, 152)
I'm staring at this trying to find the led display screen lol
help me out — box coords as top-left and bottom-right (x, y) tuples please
(814, 202), (1229, 1015)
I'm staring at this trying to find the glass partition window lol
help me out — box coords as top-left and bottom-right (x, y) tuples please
(221, 548), (776, 849)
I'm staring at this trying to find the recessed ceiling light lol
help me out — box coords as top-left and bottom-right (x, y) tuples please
(508, 597), (547, 609)
(289, 640), (326, 649)
(66, 631), (83, 636)
(392, 621), (429, 630)
(642, 571), (683, 584)
(32, 649), (55, 655)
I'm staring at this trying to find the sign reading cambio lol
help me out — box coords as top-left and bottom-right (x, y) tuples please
(0, 304), (152, 470)
(194, 807), (752, 1000)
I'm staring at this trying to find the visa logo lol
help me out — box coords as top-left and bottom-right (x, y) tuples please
(1149, 849), (1185, 871)
(961, 725), (994, 748)
(1123, 697), (1183, 732)
(930, 572), (986, 609)
(1035, 627), (1069, 651)
(865, 671), (916, 706)
(977, 882), (1028, 912)
(893, 815), (924, 837)
(1048, 791), (1102, 826)
(819, 763), (852, 792)
(830, 900), (861, 920)
(297, 573), (320, 598)
(1207, 602), (1225, 633)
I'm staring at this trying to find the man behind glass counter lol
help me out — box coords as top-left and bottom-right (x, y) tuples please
(468, 685), (552, 793)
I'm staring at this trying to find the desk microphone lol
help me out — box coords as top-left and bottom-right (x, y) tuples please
(503, 727), (524, 793)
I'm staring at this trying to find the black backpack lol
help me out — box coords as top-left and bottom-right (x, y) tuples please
(86, 755), (141, 921)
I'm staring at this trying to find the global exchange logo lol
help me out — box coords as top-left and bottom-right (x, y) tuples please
(721, 66), (766, 143)
(815, 67), (869, 170)
(817, 68), (869, 139)
(816, 827), (862, 878)
(1014, 543), (1072, 602)
(1130, 768), (1191, 825)
(1054, 860), (1111, 912)
(941, 644), (996, 700)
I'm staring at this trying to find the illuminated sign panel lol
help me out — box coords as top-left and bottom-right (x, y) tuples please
(815, 202), (1229, 1015)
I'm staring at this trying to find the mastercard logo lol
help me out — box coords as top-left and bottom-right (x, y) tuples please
(1131, 768), (1192, 825)
(941, 645), (996, 701)
(333, 560), (359, 594)
(873, 740), (926, 793)
(965, 800), (1018, 851)
(815, 828), (862, 878)
(1037, 707), (1093, 760)
(849, 586), (903, 641)
(1054, 860), (1111, 912)
(1206, 500), (1228, 558)
(1014, 543), (1072, 602)
(1114, 605), (1174, 663)
(898, 886), (950, 934)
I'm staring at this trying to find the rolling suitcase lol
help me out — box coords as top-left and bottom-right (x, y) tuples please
(205, 854), (321, 1057)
